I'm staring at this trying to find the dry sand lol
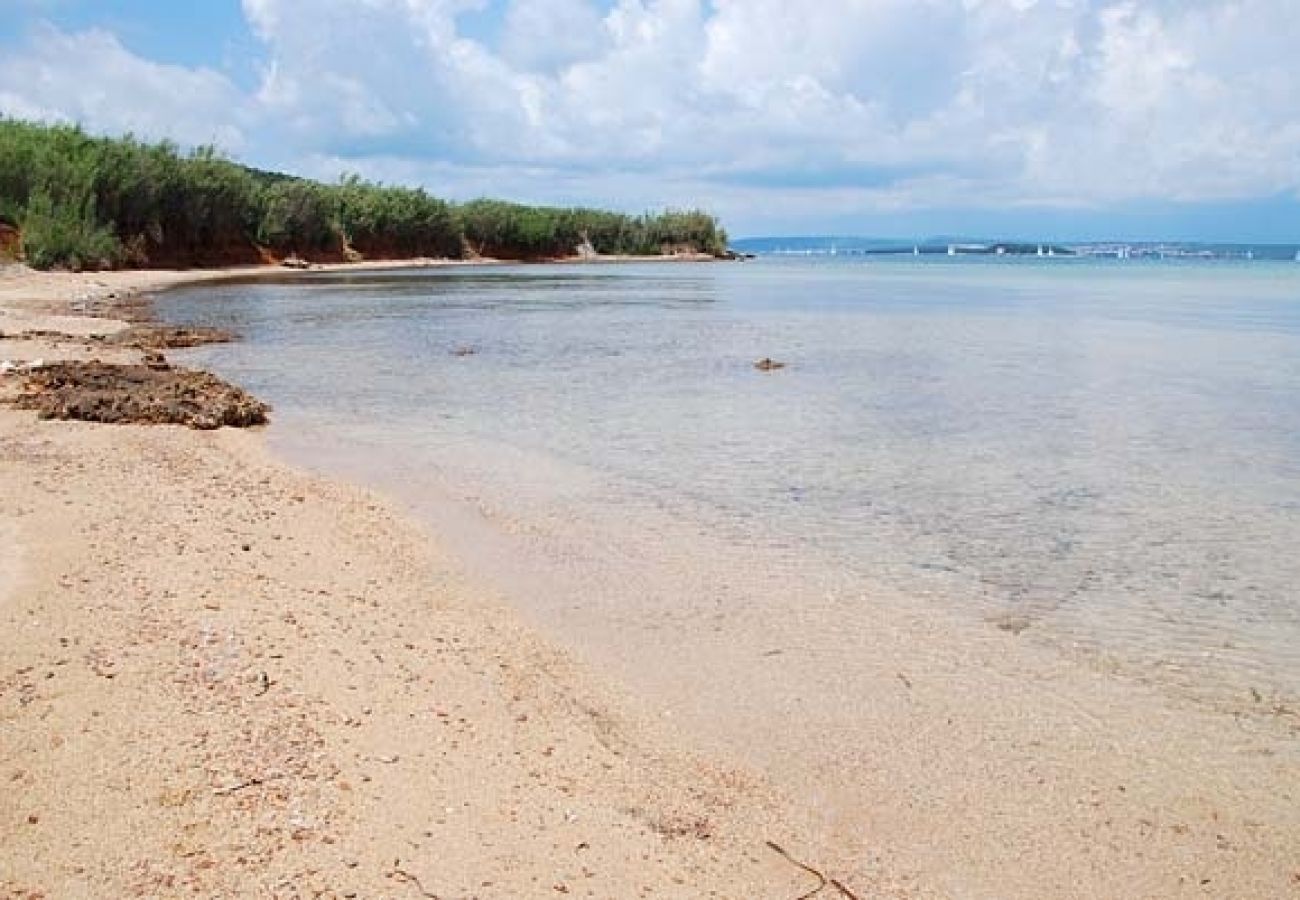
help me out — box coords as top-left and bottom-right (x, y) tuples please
(0, 265), (834, 899)
(2, 263), (1298, 899)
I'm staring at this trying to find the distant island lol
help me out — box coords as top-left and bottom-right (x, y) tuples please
(0, 118), (728, 271)
(730, 235), (1300, 261)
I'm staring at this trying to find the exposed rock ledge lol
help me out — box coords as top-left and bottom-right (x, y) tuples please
(7, 361), (269, 430)
(98, 324), (236, 349)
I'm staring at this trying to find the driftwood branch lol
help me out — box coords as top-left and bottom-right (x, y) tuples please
(766, 840), (827, 899)
(392, 860), (441, 898)
(212, 773), (285, 796)
(765, 840), (861, 900)
(831, 877), (863, 900)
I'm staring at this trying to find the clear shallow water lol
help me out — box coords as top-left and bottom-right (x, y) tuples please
(160, 258), (1300, 712)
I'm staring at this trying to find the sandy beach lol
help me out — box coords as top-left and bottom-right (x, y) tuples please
(0, 264), (833, 899)
(2, 263), (1299, 899)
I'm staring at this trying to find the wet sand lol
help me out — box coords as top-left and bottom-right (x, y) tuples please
(0, 264), (828, 899)
(2, 263), (1298, 898)
(302, 432), (1300, 899)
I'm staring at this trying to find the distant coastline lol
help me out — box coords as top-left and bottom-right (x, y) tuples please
(731, 235), (1300, 261)
(0, 118), (729, 272)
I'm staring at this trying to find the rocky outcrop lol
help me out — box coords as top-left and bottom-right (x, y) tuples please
(99, 324), (236, 350)
(9, 361), (269, 430)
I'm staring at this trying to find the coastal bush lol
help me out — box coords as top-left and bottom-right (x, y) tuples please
(0, 117), (730, 269)
(18, 129), (122, 270)
(257, 180), (340, 254)
(458, 201), (728, 258)
(21, 188), (121, 270)
(335, 175), (461, 258)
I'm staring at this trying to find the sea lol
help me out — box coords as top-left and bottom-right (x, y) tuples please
(158, 256), (1300, 722)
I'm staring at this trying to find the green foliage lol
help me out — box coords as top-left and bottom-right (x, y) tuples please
(335, 174), (461, 258)
(257, 180), (339, 253)
(15, 126), (123, 269)
(21, 187), (120, 271)
(457, 201), (728, 258)
(0, 117), (729, 270)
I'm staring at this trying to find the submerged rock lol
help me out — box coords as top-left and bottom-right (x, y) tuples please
(9, 361), (269, 430)
(100, 324), (236, 350)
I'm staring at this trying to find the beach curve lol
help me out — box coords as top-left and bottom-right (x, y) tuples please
(0, 263), (841, 899)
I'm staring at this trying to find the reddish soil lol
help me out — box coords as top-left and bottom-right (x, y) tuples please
(0, 224), (21, 262)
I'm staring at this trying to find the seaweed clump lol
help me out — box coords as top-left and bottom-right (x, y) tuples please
(10, 361), (268, 430)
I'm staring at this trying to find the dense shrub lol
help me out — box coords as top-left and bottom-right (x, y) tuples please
(457, 200), (728, 258)
(21, 188), (120, 270)
(257, 180), (339, 254)
(0, 118), (728, 270)
(335, 175), (461, 258)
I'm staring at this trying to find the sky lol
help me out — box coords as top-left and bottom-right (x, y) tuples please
(1, 0), (1298, 242)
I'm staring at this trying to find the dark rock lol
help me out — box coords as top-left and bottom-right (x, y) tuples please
(8, 361), (269, 429)
(100, 325), (236, 350)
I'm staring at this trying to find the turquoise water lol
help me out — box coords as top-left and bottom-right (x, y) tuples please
(160, 258), (1300, 711)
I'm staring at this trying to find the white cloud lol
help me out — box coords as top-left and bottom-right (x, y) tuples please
(5, 1), (1300, 227)
(0, 24), (249, 152)
(500, 0), (607, 72)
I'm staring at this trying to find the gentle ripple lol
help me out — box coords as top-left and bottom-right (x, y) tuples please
(160, 257), (1300, 712)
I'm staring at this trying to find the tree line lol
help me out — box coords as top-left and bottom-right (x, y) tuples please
(0, 118), (728, 270)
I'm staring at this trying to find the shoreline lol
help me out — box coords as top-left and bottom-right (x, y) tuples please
(4, 263), (1300, 898)
(0, 263), (824, 897)
(1, 253), (722, 326)
(277, 410), (1300, 899)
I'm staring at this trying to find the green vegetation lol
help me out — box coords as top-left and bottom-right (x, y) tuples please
(0, 118), (728, 270)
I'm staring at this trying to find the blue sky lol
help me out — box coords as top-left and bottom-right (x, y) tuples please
(3, 1), (253, 75)
(2, 1), (1298, 242)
